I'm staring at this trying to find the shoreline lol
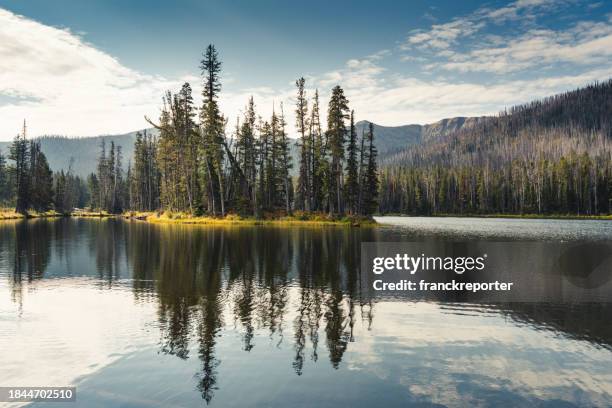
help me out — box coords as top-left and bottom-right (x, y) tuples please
(378, 213), (612, 221)
(0, 210), (376, 226)
(124, 212), (377, 227)
(3, 210), (611, 223)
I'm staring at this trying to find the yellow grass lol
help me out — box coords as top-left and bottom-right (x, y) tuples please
(124, 210), (376, 227)
(0, 209), (23, 220)
(0, 208), (62, 220)
(71, 209), (114, 217)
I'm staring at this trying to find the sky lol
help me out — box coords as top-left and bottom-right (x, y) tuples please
(0, 0), (611, 139)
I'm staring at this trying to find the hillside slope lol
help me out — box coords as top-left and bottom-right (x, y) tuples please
(380, 79), (612, 216)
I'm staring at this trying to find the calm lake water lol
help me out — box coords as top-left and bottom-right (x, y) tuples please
(1, 217), (611, 407)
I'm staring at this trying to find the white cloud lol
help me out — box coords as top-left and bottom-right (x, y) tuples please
(403, 0), (559, 51)
(0, 8), (199, 138)
(441, 20), (612, 73)
(403, 20), (484, 51)
(0, 8), (317, 140)
(287, 41), (610, 127)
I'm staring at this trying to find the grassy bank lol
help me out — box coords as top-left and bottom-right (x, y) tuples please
(72, 210), (114, 217)
(124, 211), (376, 226)
(0, 209), (63, 220)
(0, 208), (115, 220)
(381, 213), (612, 220)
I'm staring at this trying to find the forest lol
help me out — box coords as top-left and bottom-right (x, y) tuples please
(0, 45), (379, 219)
(379, 80), (612, 216)
(2, 44), (611, 218)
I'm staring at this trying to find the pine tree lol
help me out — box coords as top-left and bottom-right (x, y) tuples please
(258, 119), (272, 210)
(277, 104), (293, 213)
(326, 86), (349, 215)
(357, 127), (366, 215)
(155, 92), (180, 211)
(54, 170), (67, 213)
(9, 120), (30, 214)
(112, 143), (126, 213)
(131, 130), (159, 211)
(236, 97), (258, 215)
(363, 122), (379, 215)
(87, 173), (100, 210)
(295, 77), (310, 211)
(267, 109), (280, 208)
(29, 141), (53, 212)
(344, 111), (359, 215)
(310, 90), (326, 212)
(176, 82), (199, 212)
(200, 44), (226, 216)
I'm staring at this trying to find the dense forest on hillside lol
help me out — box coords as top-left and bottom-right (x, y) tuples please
(380, 80), (612, 216)
(0, 45), (379, 219)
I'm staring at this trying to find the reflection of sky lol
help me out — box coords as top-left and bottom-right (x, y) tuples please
(376, 216), (612, 241)
(1, 280), (611, 407)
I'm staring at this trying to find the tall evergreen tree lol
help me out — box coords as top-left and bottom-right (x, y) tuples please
(277, 104), (293, 213)
(130, 130), (160, 211)
(9, 120), (30, 214)
(258, 119), (272, 211)
(200, 44), (226, 216)
(236, 97), (258, 215)
(362, 122), (379, 215)
(295, 77), (310, 211)
(310, 90), (326, 212)
(344, 111), (359, 215)
(326, 86), (349, 214)
(176, 82), (199, 211)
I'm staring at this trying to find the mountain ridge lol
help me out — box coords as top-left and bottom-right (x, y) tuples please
(0, 116), (485, 177)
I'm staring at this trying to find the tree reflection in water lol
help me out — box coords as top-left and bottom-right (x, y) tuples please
(123, 223), (378, 403)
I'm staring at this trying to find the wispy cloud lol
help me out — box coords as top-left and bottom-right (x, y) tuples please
(402, 0), (560, 51)
(438, 16), (612, 73)
(0, 1), (610, 139)
(0, 8), (195, 137)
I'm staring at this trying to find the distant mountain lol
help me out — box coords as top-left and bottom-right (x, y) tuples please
(356, 116), (487, 157)
(355, 121), (422, 156)
(0, 117), (484, 177)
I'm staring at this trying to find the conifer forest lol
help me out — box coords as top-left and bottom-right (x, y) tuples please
(1, 46), (611, 218)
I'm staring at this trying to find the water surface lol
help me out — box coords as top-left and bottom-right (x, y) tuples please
(1, 217), (611, 407)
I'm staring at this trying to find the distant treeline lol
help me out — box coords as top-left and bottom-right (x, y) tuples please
(380, 80), (612, 216)
(0, 121), (89, 213)
(1, 45), (379, 217)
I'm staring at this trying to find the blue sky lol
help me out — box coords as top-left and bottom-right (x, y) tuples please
(0, 0), (610, 138)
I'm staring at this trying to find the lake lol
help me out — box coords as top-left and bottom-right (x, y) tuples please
(1, 217), (611, 407)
